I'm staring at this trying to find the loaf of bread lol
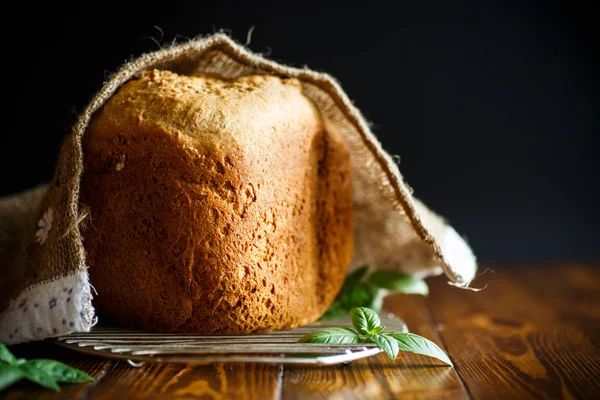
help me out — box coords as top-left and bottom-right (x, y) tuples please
(80, 70), (353, 333)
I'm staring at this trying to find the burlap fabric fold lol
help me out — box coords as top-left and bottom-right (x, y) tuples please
(0, 34), (476, 344)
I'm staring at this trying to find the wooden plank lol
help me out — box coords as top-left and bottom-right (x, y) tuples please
(425, 267), (600, 399)
(86, 361), (282, 400)
(521, 264), (600, 337)
(281, 293), (469, 399)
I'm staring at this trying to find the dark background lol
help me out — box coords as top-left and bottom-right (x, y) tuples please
(2, 1), (598, 263)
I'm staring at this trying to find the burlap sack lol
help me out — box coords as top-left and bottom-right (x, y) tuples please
(0, 34), (476, 344)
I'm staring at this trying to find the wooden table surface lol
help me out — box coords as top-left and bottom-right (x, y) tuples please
(2, 265), (599, 399)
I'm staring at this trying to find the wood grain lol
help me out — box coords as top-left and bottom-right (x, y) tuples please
(2, 265), (599, 399)
(86, 362), (282, 400)
(426, 266), (600, 399)
(522, 265), (600, 338)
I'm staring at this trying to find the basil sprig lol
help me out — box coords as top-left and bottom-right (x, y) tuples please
(321, 266), (429, 320)
(300, 307), (453, 366)
(0, 343), (94, 392)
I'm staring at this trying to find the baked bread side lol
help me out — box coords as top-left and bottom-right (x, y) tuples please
(80, 70), (353, 333)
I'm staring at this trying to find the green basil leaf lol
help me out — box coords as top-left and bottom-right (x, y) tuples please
(321, 284), (383, 320)
(370, 325), (385, 334)
(386, 333), (453, 366)
(322, 267), (386, 320)
(351, 307), (381, 335)
(368, 270), (429, 296)
(19, 362), (60, 391)
(367, 334), (399, 361)
(319, 301), (348, 321)
(26, 360), (94, 384)
(0, 363), (24, 392)
(340, 283), (382, 312)
(342, 266), (369, 290)
(298, 327), (360, 344)
(0, 343), (17, 366)
(368, 290), (384, 314)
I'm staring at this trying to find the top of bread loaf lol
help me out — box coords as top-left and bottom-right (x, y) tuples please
(89, 70), (316, 148)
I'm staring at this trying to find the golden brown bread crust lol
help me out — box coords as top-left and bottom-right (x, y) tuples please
(80, 70), (353, 333)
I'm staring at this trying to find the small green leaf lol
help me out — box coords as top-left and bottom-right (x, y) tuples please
(340, 283), (382, 312)
(319, 301), (348, 321)
(387, 333), (453, 366)
(0, 343), (17, 366)
(368, 290), (384, 314)
(0, 364), (24, 392)
(322, 267), (385, 320)
(342, 266), (369, 289)
(298, 327), (360, 344)
(367, 334), (399, 361)
(26, 360), (94, 384)
(368, 270), (429, 296)
(351, 307), (381, 335)
(19, 362), (60, 391)
(370, 325), (385, 334)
